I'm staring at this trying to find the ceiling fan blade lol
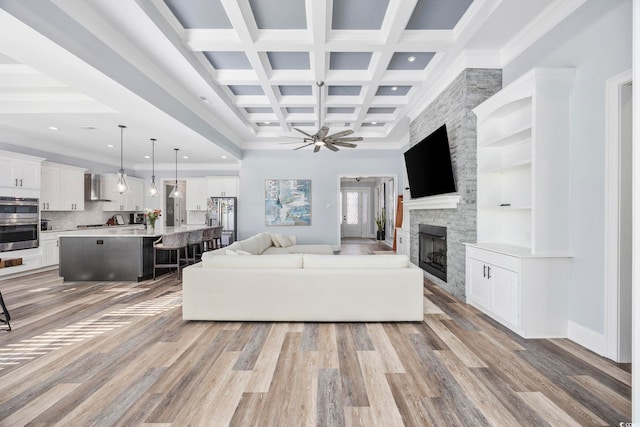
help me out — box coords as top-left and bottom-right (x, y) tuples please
(331, 136), (363, 142)
(326, 129), (353, 139)
(294, 127), (314, 138)
(293, 142), (314, 150)
(332, 141), (357, 148)
(313, 144), (321, 153)
(325, 142), (339, 152)
(316, 126), (329, 139)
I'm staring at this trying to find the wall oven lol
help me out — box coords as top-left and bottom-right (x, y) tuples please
(0, 196), (39, 252)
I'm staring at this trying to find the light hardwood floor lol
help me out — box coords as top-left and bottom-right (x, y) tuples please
(0, 243), (631, 426)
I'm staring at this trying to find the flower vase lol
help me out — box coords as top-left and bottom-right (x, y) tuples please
(148, 219), (156, 231)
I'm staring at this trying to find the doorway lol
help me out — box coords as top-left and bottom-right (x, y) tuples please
(341, 188), (370, 238)
(605, 71), (632, 362)
(164, 180), (187, 227)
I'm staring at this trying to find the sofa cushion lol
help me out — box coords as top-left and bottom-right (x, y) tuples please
(274, 234), (293, 248)
(303, 254), (409, 269)
(255, 232), (274, 254)
(202, 253), (303, 269)
(287, 245), (334, 255)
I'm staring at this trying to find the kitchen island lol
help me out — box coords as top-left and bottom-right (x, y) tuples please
(59, 225), (211, 282)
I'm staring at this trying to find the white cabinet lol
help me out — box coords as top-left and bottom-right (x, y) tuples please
(41, 164), (62, 211)
(208, 177), (238, 197)
(468, 68), (576, 338)
(41, 163), (86, 211)
(101, 174), (143, 211)
(186, 178), (208, 211)
(41, 233), (60, 266)
(0, 151), (44, 194)
(396, 228), (409, 256)
(465, 245), (569, 338)
(0, 247), (42, 277)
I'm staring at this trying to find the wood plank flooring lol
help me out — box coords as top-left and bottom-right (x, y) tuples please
(0, 242), (631, 426)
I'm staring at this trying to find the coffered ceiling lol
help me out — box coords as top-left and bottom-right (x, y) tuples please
(0, 0), (582, 170)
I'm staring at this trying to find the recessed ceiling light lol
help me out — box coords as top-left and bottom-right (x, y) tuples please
(144, 155), (150, 159)
(199, 96), (211, 104)
(391, 86), (398, 91)
(407, 56), (417, 62)
(79, 126), (96, 130)
(264, 121), (271, 125)
(183, 156), (189, 159)
(48, 126), (58, 130)
(371, 121), (377, 125)
(221, 155), (227, 159)
(107, 144), (115, 148)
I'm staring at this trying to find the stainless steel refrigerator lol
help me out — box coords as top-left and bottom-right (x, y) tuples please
(206, 197), (237, 245)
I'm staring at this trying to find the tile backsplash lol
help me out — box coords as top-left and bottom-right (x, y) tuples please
(41, 201), (138, 231)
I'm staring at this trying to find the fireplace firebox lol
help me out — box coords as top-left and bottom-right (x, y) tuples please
(418, 224), (447, 282)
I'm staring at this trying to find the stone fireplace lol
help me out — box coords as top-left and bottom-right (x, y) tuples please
(418, 224), (447, 282)
(405, 68), (502, 299)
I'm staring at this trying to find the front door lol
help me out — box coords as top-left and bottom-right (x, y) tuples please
(341, 188), (369, 238)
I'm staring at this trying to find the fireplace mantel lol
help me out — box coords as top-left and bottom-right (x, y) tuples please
(403, 193), (460, 210)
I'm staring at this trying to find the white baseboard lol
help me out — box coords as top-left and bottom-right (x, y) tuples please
(567, 321), (606, 356)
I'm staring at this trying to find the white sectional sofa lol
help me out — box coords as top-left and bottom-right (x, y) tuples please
(211, 231), (334, 256)
(182, 245), (424, 322)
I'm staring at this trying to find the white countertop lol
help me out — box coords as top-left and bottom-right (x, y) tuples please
(54, 224), (212, 238)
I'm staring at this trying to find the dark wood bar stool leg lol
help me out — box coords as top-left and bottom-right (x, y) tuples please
(0, 291), (11, 331)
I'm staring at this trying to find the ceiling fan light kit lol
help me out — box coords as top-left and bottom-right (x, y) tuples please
(287, 81), (363, 153)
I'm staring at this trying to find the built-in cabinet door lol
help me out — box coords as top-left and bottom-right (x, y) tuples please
(126, 177), (144, 211)
(41, 235), (60, 266)
(0, 156), (41, 189)
(186, 179), (208, 211)
(60, 168), (85, 211)
(467, 257), (491, 308)
(490, 265), (519, 326)
(101, 174), (126, 211)
(209, 177), (238, 197)
(41, 165), (62, 211)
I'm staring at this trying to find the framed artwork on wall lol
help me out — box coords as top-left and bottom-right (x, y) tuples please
(265, 179), (311, 226)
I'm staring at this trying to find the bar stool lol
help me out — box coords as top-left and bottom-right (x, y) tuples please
(203, 226), (223, 251)
(186, 229), (204, 264)
(0, 291), (10, 331)
(153, 231), (189, 279)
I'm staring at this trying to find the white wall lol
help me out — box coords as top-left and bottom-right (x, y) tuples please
(503, 0), (632, 336)
(238, 150), (404, 246)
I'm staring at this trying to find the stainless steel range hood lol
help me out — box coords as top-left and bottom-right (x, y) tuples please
(84, 174), (112, 202)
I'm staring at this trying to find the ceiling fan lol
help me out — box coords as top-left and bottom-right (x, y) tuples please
(284, 81), (362, 153)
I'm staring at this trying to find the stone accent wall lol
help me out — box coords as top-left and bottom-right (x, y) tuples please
(409, 68), (502, 299)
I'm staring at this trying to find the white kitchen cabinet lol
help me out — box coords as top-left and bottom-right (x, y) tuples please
(125, 177), (144, 211)
(41, 164), (62, 211)
(186, 178), (208, 211)
(208, 177), (238, 197)
(41, 162), (86, 211)
(465, 244), (569, 338)
(41, 233), (60, 266)
(0, 150), (44, 194)
(0, 247), (42, 277)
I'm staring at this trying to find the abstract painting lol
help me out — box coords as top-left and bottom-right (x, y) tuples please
(265, 179), (311, 226)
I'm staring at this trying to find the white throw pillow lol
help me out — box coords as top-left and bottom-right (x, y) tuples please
(270, 233), (282, 247)
(288, 235), (297, 245)
(275, 234), (293, 248)
(236, 249), (251, 255)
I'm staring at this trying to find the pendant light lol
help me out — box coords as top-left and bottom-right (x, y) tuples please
(115, 124), (129, 194)
(169, 148), (181, 198)
(149, 138), (158, 197)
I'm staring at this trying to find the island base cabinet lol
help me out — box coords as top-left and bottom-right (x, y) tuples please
(59, 236), (157, 281)
(465, 244), (570, 338)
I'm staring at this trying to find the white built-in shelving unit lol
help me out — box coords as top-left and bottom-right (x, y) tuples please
(466, 68), (575, 338)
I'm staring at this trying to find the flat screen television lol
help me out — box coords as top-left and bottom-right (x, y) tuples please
(404, 124), (456, 198)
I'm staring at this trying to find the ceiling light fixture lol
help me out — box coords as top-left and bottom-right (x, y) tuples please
(107, 144), (114, 148)
(115, 125), (129, 194)
(391, 86), (398, 91)
(48, 126), (58, 130)
(199, 96), (211, 104)
(371, 121), (378, 125)
(149, 138), (158, 197)
(169, 148), (181, 199)
(221, 155), (227, 159)
(407, 55), (417, 62)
